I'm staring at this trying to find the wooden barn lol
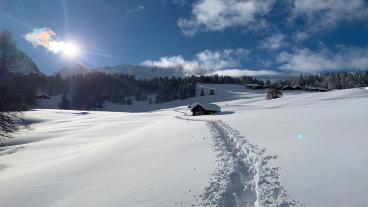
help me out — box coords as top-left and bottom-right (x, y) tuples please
(190, 102), (221, 116)
(304, 87), (329, 92)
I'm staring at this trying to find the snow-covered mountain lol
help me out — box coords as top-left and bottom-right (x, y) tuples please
(54, 64), (184, 79)
(95, 64), (184, 79)
(54, 64), (92, 79)
(8, 50), (41, 75)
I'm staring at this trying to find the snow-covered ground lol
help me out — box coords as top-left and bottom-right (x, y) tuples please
(1, 85), (368, 207)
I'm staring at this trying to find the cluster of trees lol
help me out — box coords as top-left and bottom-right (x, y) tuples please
(152, 77), (196, 103)
(193, 75), (265, 85)
(280, 72), (368, 89)
(0, 72), (265, 112)
(1, 31), (34, 143)
(0, 31), (16, 83)
(0, 81), (31, 144)
(266, 85), (283, 99)
(40, 73), (198, 110)
(41, 73), (264, 110)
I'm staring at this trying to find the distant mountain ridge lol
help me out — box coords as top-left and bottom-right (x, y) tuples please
(54, 64), (185, 79)
(95, 64), (184, 79)
(7, 49), (41, 75)
(54, 64), (91, 79)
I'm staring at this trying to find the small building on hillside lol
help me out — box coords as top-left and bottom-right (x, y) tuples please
(281, 85), (294, 90)
(246, 84), (265, 89)
(36, 94), (51, 99)
(292, 85), (303, 90)
(281, 85), (304, 90)
(304, 86), (329, 92)
(190, 102), (221, 116)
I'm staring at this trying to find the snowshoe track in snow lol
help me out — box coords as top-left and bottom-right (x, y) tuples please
(204, 120), (297, 207)
(175, 110), (297, 207)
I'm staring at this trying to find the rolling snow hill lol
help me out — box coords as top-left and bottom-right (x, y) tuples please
(1, 85), (368, 207)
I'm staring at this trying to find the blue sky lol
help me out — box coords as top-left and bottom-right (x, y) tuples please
(0, 0), (368, 75)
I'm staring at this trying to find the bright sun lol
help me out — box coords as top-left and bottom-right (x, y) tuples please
(62, 43), (79, 57)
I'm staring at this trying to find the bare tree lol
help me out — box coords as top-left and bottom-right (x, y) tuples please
(0, 83), (30, 145)
(0, 31), (16, 82)
(200, 88), (205, 96)
(0, 111), (28, 145)
(0, 31), (28, 145)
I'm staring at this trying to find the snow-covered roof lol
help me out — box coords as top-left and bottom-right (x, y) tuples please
(190, 102), (221, 112)
(246, 84), (261, 87)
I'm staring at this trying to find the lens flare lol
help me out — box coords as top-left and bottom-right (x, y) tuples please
(297, 133), (304, 140)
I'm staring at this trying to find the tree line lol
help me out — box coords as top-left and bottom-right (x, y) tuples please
(279, 72), (368, 89)
(32, 72), (264, 110)
(46, 73), (199, 110)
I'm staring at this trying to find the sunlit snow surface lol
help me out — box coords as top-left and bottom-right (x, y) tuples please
(1, 85), (368, 207)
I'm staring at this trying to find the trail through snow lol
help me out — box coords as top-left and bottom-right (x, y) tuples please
(175, 110), (296, 207)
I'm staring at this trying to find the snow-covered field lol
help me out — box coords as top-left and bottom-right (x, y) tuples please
(1, 85), (368, 207)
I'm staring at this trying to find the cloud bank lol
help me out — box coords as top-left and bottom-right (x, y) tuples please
(142, 49), (248, 72)
(291, 0), (368, 32)
(178, 0), (274, 36)
(142, 49), (277, 77)
(260, 33), (285, 51)
(277, 46), (368, 72)
(209, 69), (280, 77)
(178, 0), (368, 36)
(175, 0), (368, 73)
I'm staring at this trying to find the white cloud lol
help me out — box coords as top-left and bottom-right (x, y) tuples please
(173, 0), (189, 7)
(277, 46), (368, 72)
(143, 55), (198, 72)
(142, 49), (254, 75)
(260, 33), (285, 50)
(209, 69), (280, 77)
(293, 31), (309, 42)
(176, 0), (368, 37)
(126, 5), (145, 14)
(291, 0), (368, 32)
(178, 0), (275, 36)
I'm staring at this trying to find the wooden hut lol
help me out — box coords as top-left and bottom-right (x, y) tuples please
(190, 102), (221, 116)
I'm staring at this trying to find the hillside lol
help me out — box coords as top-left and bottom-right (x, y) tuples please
(1, 85), (368, 206)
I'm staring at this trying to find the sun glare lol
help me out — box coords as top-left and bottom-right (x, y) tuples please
(62, 43), (79, 57)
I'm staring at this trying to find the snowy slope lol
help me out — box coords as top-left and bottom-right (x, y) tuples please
(216, 88), (368, 207)
(0, 110), (216, 207)
(1, 86), (368, 207)
(182, 86), (368, 207)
